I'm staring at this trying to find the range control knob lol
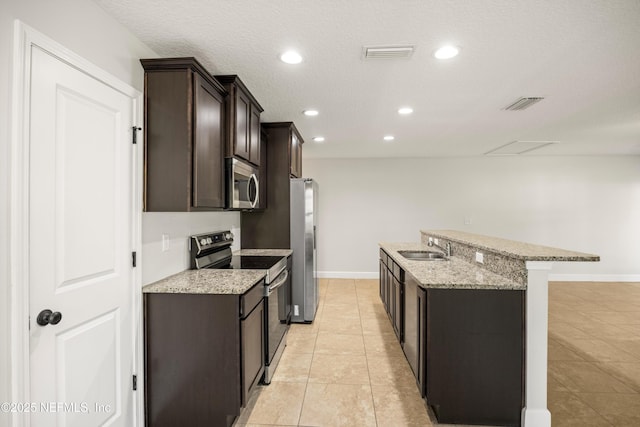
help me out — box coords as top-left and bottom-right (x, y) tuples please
(225, 232), (234, 241)
(206, 237), (213, 244)
(200, 238), (207, 246)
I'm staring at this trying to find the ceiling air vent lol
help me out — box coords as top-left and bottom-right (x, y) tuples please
(362, 45), (415, 60)
(503, 97), (544, 111)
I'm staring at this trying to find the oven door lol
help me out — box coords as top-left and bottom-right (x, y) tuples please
(265, 269), (291, 366)
(226, 157), (259, 209)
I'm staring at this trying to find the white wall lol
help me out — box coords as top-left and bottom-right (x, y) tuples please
(0, 1), (151, 421)
(304, 156), (640, 281)
(142, 212), (240, 285)
(0, 1), (239, 424)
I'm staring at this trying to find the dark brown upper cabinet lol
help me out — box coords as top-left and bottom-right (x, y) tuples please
(241, 122), (304, 248)
(290, 130), (303, 178)
(141, 57), (227, 211)
(215, 75), (264, 167)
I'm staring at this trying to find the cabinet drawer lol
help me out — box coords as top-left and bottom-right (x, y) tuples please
(241, 280), (264, 318)
(379, 249), (388, 266)
(392, 261), (404, 282)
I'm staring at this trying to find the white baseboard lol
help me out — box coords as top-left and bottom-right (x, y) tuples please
(548, 274), (640, 282)
(318, 271), (379, 279)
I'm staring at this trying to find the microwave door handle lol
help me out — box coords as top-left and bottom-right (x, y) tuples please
(249, 173), (258, 208)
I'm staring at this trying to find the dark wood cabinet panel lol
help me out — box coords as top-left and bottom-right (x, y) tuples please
(249, 105), (261, 166)
(378, 252), (523, 425)
(379, 251), (403, 341)
(241, 122), (304, 249)
(141, 57), (227, 211)
(426, 289), (524, 426)
(241, 299), (265, 407)
(290, 131), (302, 178)
(392, 275), (403, 341)
(215, 75), (264, 167)
(144, 280), (265, 427)
(193, 73), (225, 208)
(403, 274), (418, 376)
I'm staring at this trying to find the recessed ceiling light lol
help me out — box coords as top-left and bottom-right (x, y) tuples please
(434, 45), (460, 59)
(383, 135), (395, 141)
(398, 107), (413, 115)
(280, 50), (303, 64)
(313, 136), (325, 143)
(303, 109), (319, 116)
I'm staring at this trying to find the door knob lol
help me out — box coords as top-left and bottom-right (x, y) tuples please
(37, 309), (62, 326)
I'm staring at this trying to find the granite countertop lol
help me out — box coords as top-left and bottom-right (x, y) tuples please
(422, 229), (599, 262)
(380, 242), (525, 290)
(234, 249), (293, 257)
(142, 269), (266, 295)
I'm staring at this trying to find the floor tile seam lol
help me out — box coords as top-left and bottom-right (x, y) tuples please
(600, 339), (640, 362)
(547, 389), (605, 419)
(550, 338), (620, 363)
(362, 342), (380, 427)
(296, 374), (311, 427)
(593, 362), (640, 391)
(569, 392), (634, 425)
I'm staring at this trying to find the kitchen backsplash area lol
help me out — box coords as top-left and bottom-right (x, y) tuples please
(141, 211), (241, 285)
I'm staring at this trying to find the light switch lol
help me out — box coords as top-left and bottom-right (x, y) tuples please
(162, 234), (170, 252)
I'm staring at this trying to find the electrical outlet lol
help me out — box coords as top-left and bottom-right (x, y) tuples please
(294, 305), (300, 316)
(162, 234), (170, 252)
(475, 251), (484, 263)
(434, 238), (439, 245)
(428, 237), (433, 244)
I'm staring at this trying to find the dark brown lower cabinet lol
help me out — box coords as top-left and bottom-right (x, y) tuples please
(426, 289), (524, 427)
(144, 281), (265, 427)
(392, 275), (403, 340)
(379, 250), (403, 341)
(402, 275), (426, 396)
(379, 252), (524, 427)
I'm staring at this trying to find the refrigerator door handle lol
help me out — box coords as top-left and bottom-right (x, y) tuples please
(313, 225), (316, 250)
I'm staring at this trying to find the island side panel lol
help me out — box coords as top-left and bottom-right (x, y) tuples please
(427, 288), (525, 427)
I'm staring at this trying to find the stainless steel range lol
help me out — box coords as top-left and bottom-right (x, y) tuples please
(189, 231), (291, 384)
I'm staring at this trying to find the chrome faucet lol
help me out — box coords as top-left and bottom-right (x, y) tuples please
(428, 239), (452, 257)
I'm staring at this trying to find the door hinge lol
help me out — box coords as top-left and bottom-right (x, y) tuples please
(133, 375), (137, 391)
(132, 126), (141, 144)
(132, 251), (137, 268)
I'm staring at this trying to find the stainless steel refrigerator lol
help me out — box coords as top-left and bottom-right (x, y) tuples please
(290, 178), (318, 323)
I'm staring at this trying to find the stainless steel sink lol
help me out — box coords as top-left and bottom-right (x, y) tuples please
(398, 250), (448, 261)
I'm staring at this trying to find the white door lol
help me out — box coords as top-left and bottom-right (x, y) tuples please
(28, 46), (136, 427)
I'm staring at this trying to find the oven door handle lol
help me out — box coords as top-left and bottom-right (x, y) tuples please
(267, 269), (288, 296)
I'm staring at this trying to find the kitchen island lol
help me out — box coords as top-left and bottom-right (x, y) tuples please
(380, 230), (598, 427)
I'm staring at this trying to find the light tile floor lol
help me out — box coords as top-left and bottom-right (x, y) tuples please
(548, 281), (640, 427)
(234, 279), (640, 426)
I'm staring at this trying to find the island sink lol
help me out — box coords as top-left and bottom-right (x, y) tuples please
(398, 250), (448, 261)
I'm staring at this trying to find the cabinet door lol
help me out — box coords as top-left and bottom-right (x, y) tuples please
(417, 287), (427, 398)
(290, 132), (301, 178)
(241, 300), (265, 407)
(393, 276), (403, 341)
(379, 260), (386, 306)
(193, 73), (225, 208)
(249, 104), (261, 166)
(234, 89), (251, 161)
(403, 275), (418, 377)
(385, 266), (393, 317)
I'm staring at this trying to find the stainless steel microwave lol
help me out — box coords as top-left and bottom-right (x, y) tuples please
(226, 157), (259, 209)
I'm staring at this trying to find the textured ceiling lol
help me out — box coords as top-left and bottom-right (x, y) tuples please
(95, 0), (640, 158)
